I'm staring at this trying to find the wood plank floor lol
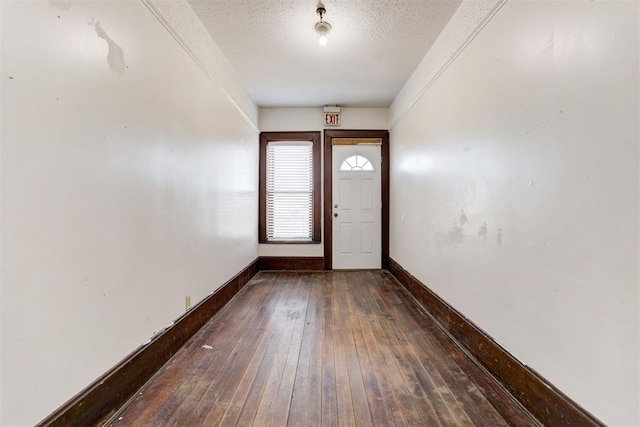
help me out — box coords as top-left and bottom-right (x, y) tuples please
(109, 271), (540, 427)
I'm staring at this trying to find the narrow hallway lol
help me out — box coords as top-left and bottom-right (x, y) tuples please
(110, 271), (539, 426)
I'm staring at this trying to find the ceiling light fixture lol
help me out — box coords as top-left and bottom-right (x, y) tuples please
(315, 2), (331, 46)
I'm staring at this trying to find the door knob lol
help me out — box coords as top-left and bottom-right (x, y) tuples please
(333, 213), (338, 217)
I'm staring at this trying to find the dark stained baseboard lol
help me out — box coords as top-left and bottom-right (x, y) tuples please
(387, 258), (604, 427)
(38, 258), (260, 427)
(258, 256), (324, 271)
(42, 255), (601, 427)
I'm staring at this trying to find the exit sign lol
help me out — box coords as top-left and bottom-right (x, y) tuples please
(324, 112), (341, 126)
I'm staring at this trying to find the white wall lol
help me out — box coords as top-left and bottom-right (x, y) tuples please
(390, 1), (639, 425)
(258, 107), (388, 257)
(0, 1), (258, 425)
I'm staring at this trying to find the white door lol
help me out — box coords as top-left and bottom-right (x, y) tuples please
(332, 144), (382, 269)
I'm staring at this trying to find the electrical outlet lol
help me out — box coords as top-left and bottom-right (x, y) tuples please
(185, 295), (191, 311)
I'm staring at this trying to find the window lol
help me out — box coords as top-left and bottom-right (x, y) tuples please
(340, 155), (374, 171)
(259, 132), (321, 243)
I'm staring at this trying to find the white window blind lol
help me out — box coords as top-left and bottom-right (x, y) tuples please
(266, 141), (313, 241)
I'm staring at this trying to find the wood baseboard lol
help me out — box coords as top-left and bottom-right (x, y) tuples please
(387, 258), (603, 427)
(43, 255), (600, 426)
(258, 256), (324, 271)
(38, 258), (260, 427)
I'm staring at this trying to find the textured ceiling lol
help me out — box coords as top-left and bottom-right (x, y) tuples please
(187, 0), (462, 108)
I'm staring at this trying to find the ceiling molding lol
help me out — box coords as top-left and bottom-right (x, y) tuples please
(389, 0), (508, 128)
(141, 0), (259, 131)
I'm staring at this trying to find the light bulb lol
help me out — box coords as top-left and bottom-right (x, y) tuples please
(315, 17), (331, 47)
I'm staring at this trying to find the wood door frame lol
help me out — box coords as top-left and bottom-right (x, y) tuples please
(323, 129), (389, 270)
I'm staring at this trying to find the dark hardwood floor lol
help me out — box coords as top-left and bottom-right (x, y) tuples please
(109, 271), (540, 426)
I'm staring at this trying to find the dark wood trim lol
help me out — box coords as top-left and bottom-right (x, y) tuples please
(387, 258), (604, 427)
(323, 130), (390, 270)
(323, 131), (333, 269)
(259, 131), (321, 243)
(258, 133), (268, 242)
(311, 133), (322, 242)
(38, 259), (261, 427)
(258, 256), (324, 271)
(381, 132), (390, 269)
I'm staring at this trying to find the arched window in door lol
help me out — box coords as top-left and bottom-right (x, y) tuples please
(339, 155), (374, 171)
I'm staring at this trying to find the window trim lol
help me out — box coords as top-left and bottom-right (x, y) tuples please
(259, 131), (321, 244)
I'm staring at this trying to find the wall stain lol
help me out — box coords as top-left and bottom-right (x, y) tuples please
(49, 0), (71, 11)
(449, 226), (464, 244)
(94, 21), (126, 77)
(478, 223), (487, 240)
(459, 210), (468, 226)
(497, 228), (503, 246)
